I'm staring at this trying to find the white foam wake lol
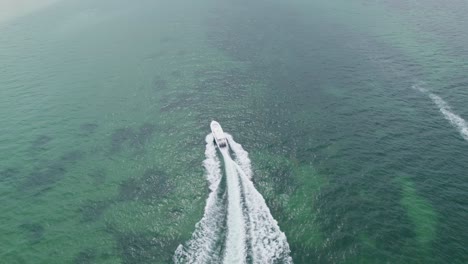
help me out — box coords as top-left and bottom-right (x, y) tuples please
(225, 133), (252, 179)
(175, 133), (293, 263)
(221, 148), (247, 263)
(414, 85), (468, 142)
(227, 136), (293, 264)
(174, 134), (224, 264)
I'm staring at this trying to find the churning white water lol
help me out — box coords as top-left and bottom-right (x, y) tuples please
(174, 133), (292, 263)
(221, 147), (247, 263)
(174, 134), (225, 263)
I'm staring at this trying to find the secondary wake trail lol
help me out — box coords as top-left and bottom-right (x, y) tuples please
(221, 148), (247, 263)
(227, 135), (293, 264)
(175, 133), (292, 263)
(174, 134), (224, 264)
(414, 85), (468, 142)
(225, 133), (252, 179)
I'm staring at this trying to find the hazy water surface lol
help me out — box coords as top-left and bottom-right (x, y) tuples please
(1, 0), (467, 263)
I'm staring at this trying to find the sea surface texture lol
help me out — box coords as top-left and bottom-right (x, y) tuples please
(0, 0), (467, 263)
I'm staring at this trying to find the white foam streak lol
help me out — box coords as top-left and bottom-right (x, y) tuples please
(175, 133), (293, 263)
(414, 85), (468, 142)
(225, 133), (252, 179)
(222, 149), (247, 263)
(228, 136), (293, 264)
(174, 134), (223, 264)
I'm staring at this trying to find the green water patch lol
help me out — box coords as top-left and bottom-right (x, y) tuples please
(111, 229), (180, 264)
(73, 248), (100, 264)
(109, 123), (158, 154)
(19, 222), (45, 245)
(285, 164), (326, 258)
(1, 194), (118, 263)
(251, 151), (297, 198)
(343, 176), (438, 263)
(98, 123), (210, 261)
(0, 117), (206, 262)
(30, 135), (53, 151)
(291, 0), (468, 89)
(78, 123), (99, 137)
(151, 76), (169, 92)
(117, 168), (172, 204)
(19, 149), (85, 194)
(0, 167), (21, 183)
(103, 196), (205, 262)
(0, 0), (227, 262)
(397, 176), (437, 246)
(87, 167), (107, 186)
(250, 151), (327, 260)
(79, 200), (113, 223)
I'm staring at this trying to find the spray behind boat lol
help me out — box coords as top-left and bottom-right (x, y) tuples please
(174, 121), (293, 263)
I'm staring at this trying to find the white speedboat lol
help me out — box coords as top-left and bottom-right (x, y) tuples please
(210, 120), (228, 148)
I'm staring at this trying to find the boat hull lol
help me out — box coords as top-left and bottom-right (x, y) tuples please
(210, 121), (228, 148)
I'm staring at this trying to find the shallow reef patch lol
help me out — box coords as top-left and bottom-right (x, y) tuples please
(19, 222), (45, 244)
(60, 150), (85, 163)
(20, 150), (85, 193)
(110, 123), (157, 153)
(79, 200), (112, 223)
(79, 123), (99, 136)
(153, 77), (168, 91)
(88, 168), (106, 185)
(131, 123), (157, 148)
(114, 231), (180, 264)
(31, 135), (52, 150)
(111, 127), (134, 152)
(118, 168), (172, 204)
(73, 248), (98, 264)
(21, 164), (67, 191)
(0, 167), (20, 182)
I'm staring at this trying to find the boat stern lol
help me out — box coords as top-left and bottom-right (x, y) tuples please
(210, 121), (228, 148)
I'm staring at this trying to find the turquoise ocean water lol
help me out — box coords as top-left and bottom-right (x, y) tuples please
(1, 0), (467, 263)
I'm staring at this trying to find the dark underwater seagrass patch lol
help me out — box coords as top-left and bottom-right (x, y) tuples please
(88, 167), (106, 185)
(20, 150), (85, 193)
(79, 200), (112, 223)
(73, 248), (97, 264)
(31, 135), (52, 150)
(19, 222), (45, 244)
(110, 123), (157, 153)
(79, 123), (99, 136)
(0, 167), (20, 182)
(118, 168), (172, 203)
(114, 231), (180, 264)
